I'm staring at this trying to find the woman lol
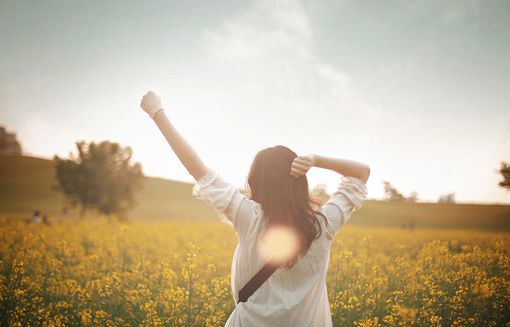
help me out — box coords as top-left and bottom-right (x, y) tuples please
(140, 91), (370, 326)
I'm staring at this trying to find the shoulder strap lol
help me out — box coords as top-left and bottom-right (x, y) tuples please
(237, 260), (279, 304)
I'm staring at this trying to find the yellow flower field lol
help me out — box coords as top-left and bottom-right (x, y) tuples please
(0, 217), (509, 326)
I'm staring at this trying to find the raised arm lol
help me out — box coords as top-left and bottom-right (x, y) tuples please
(291, 154), (370, 183)
(140, 91), (210, 181)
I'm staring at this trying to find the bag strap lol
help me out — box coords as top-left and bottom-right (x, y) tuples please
(237, 260), (279, 304)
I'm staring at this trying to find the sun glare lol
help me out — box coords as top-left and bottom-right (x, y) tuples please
(259, 225), (300, 263)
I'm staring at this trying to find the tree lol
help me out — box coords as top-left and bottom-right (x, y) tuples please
(498, 161), (510, 190)
(438, 193), (455, 203)
(54, 140), (144, 218)
(382, 181), (405, 201)
(310, 184), (330, 205)
(383, 181), (418, 202)
(406, 192), (419, 203)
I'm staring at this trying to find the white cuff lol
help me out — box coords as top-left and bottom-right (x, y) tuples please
(192, 169), (219, 199)
(340, 176), (368, 197)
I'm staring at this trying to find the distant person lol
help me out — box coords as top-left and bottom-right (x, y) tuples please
(139, 91), (370, 326)
(42, 214), (51, 226)
(32, 210), (41, 224)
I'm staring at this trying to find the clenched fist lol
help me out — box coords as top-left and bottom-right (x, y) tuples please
(140, 91), (164, 118)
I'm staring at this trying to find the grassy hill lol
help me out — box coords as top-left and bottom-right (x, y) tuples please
(1, 155), (509, 230)
(0, 155), (215, 220)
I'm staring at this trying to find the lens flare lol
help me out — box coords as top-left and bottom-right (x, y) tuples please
(259, 225), (300, 263)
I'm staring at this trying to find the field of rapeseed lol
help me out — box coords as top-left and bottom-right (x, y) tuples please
(0, 217), (509, 326)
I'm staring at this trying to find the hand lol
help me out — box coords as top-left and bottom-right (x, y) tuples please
(140, 91), (164, 118)
(290, 155), (316, 178)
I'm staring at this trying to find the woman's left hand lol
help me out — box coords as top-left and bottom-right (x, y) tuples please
(140, 91), (164, 118)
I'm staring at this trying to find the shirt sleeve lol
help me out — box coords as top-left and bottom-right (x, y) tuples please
(192, 169), (258, 240)
(321, 176), (368, 239)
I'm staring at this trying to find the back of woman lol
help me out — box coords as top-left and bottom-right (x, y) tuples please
(192, 151), (368, 326)
(139, 92), (370, 326)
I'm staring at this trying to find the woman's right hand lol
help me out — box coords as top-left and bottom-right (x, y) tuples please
(290, 155), (316, 178)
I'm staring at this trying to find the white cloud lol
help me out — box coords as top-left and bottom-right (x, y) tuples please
(202, 0), (384, 126)
(441, 0), (488, 25)
(198, 0), (389, 198)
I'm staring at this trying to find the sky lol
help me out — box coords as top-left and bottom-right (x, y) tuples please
(1, 0), (509, 203)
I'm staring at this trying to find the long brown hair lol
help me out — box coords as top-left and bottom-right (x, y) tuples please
(246, 145), (328, 268)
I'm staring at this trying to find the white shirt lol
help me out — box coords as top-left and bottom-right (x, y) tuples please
(192, 169), (368, 327)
